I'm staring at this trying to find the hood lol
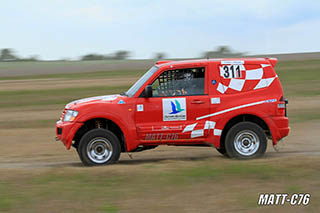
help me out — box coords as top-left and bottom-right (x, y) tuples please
(65, 94), (120, 109)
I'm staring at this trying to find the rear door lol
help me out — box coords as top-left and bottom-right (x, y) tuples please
(135, 66), (210, 143)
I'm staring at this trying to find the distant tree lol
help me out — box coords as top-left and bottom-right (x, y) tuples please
(81, 54), (105, 61)
(216, 46), (231, 54)
(113, 50), (130, 60)
(154, 52), (166, 60)
(26, 55), (39, 61)
(0, 48), (18, 61)
(203, 46), (243, 58)
(80, 50), (131, 61)
(60, 57), (71, 61)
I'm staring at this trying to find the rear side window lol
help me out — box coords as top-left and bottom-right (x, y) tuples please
(217, 63), (276, 94)
(152, 67), (205, 97)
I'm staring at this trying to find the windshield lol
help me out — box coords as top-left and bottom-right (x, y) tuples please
(126, 66), (158, 97)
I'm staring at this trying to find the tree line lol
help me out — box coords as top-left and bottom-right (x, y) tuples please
(0, 46), (243, 62)
(0, 49), (39, 62)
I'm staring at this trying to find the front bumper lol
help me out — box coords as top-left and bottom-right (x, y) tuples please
(56, 120), (83, 150)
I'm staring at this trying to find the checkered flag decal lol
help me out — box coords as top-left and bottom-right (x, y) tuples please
(217, 64), (277, 94)
(183, 121), (222, 138)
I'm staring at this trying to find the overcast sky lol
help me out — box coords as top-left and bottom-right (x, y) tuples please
(1, 0), (320, 60)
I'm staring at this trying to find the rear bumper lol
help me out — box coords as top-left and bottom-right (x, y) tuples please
(56, 120), (83, 150)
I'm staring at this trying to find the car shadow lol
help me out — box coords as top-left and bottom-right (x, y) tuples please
(117, 154), (221, 165)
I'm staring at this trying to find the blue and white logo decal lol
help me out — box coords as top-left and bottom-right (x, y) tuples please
(162, 98), (187, 121)
(118, 99), (126, 104)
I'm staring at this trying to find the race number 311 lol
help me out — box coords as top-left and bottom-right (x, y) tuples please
(221, 65), (242, 79)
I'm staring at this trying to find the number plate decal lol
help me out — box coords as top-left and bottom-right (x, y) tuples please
(220, 65), (242, 79)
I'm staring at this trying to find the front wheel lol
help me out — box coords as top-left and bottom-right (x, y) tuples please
(78, 129), (121, 166)
(225, 122), (267, 159)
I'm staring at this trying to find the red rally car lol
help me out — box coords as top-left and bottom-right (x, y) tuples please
(56, 58), (290, 166)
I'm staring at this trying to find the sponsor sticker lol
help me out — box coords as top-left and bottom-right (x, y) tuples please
(145, 133), (178, 141)
(264, 99), (277, 103)
(118, 99), (125, 104)
(162, 98), (187, 121)
(152, 126), (183, 131)
(221, 60), (244, 65)
(137, 104), (144, 112)
(214, 129), (222, 136)
(211, 97), (221, 104)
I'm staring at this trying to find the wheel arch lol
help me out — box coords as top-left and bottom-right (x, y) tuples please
(73, 116), (127, 152)
(219, 114), (271, 151)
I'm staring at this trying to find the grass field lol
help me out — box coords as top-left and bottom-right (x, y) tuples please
(0, 58), (320, 212)
(0, 59), (153, 77)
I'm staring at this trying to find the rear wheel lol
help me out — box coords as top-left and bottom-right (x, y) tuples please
(78, 129), (121, 166)
(225, 122), (267, 159)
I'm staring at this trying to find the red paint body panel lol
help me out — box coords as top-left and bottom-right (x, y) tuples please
(56, 121), (83, 149)
(55, 58), (290, 152)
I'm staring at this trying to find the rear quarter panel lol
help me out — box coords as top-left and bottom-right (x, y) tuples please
(206, 60), (285, 147)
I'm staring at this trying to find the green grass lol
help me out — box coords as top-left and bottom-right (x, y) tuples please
(99, 204), (120, 213)
(0, 59), (319, 212)
(0, 85), (129, 96)
(289, 110), (320, 123)
(0, 59), (152, 67)
(0, 85), (130, 108)
(276, 60), (320, 97)
(286, 185), (303, 194)
(169, 163), (284, 183)
(0, 185), (14, 211)
(0, 119), (56, 129)
(0, 183), (28, 211)
(153, 163), (283, 187)
(275, 59), (320, 68)
(0, 69), (144, 81)
(1, 59), (319, 124)
(0, 59), (152, 80)
(0, 59), (152, 72)
(0, 159), (319, 211)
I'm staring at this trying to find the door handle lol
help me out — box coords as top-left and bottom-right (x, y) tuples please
(191, 100), (205, 104)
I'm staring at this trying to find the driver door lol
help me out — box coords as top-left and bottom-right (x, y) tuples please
(135, 66), (210, 143)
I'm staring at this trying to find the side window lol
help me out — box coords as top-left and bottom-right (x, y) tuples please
(152, 67), (205, 97)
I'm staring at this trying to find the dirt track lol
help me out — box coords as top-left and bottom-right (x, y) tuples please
(0, 118), (319, 169)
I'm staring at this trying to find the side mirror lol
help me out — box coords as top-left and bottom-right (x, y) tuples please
(144, 85), (153, 98)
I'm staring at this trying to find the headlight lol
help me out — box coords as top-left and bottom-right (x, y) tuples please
(63, 110), (79, 122)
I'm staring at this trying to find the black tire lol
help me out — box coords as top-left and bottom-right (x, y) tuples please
(225, 122), (267, 159)
(78, 129), (121, 166)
